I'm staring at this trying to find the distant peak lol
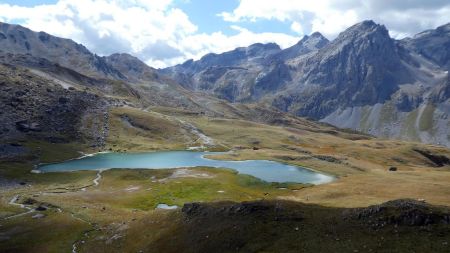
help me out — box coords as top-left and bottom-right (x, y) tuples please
(294, 32), (329, 49)
(360, 20), (377, 27)
(336, 20), (389, 40)
(181, 59), (194, 67)
(248, 42), (281, 51)
(349, 20), (382, 31)
(109, 53), (137, 59)
(437, 23), (450, 33)
(310, 32), (325, 38)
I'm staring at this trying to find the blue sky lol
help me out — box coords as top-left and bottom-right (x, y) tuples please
(0, 0), (449, 68)
(0, 0), (298, 36)
(0, 0), (56, 6)
(176, 0), (239, 35)
(176, 0), (296, 35)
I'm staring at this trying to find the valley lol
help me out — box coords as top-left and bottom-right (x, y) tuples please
(0, 19), (449, 252)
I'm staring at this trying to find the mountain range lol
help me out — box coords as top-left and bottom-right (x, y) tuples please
(163, 20), (450, 147)
(0, 20), (449, 147)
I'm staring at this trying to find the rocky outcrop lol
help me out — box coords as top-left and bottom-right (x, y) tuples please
(104, 53), (159, 82)
(0, 63), (108, 146)
(413, 148), (450, 167)
(345, 199), (450, 227)
(171, 200), (450, 253)
(274, 32), (329, 62)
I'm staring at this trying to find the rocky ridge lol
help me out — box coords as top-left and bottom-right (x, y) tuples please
(162, 20), (450, 147)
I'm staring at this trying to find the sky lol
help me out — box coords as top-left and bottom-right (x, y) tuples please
(0, 0), (449, 68)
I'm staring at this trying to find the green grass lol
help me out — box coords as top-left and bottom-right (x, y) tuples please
(95, 168), (290, 211)
(403, 109), (420, 141)
(106, 107), (194, 151)
(418, 104), (435, 132)
(0, 211), (90, 253)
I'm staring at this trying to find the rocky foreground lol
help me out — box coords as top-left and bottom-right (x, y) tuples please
(164, 199), (450, 253)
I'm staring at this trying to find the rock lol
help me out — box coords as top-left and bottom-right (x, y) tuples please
(32, 213), (46, 219)
(413, 148), (450, 167)
(344, 199), (450, 227)
(0, 143), (28, 159)
(181, 202), (202, 215)
(15, 120), (42, 132)
(22, 198), (37, 205)
(313, 155), (342, 164)
(182, 201), (303, 222)
(58, 97), (68, 104)
(35, 205), (47, 211)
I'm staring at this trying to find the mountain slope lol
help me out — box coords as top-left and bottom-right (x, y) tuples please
(162, 35), (329, 102)
(0, 22), (250, 119)
(274, 21), (405, 118)
(162, 20), (450, 147)
(402, 23), (450, 69)
(312, 22), (449, 146)
(0, 22), (125, 79)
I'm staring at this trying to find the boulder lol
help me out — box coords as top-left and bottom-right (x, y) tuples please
(32, 213), (46, 219)
(15, 120), (42, 132)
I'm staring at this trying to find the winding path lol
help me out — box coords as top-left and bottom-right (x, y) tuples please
(3, 170), (104, 252)
(4, 195), (34, 220)
(93, 170), (103, 186)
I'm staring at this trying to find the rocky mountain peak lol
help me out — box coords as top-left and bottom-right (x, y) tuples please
(289, 20), (403, 119)
(275, 32), (329, 61)
(106, 53), (149, 70)
(406, 22), (450, 68)
(246, 42), (281, 57)
(300, 32), (329, 49)
(333, 20), (389, 43)
(317, 19), (395, 64)
(105, 53), (158, 81)
(436, 23), (450, 33)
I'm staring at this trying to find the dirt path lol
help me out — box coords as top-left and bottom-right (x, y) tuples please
(93, 170), (103, 186)
(176, 118), (215, 147)
(142, 108), (215, 148)
(4, 195), (34, 220)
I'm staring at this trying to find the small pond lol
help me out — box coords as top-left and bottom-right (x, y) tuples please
(37, 151), (334, 184)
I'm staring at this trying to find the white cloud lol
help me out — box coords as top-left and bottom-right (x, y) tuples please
(290, 21), (304, 34)
(0, 0), (299, 68)
(220, 0), (450, 38)
(0, 0), (448, 68)
(178, 26), (297, 60)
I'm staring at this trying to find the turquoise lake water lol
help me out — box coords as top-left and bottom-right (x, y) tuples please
(37, 151), (334, 184)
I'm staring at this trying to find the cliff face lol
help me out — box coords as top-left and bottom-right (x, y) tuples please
(315, 23), (450, 147)
(274, 21), (404, 119)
